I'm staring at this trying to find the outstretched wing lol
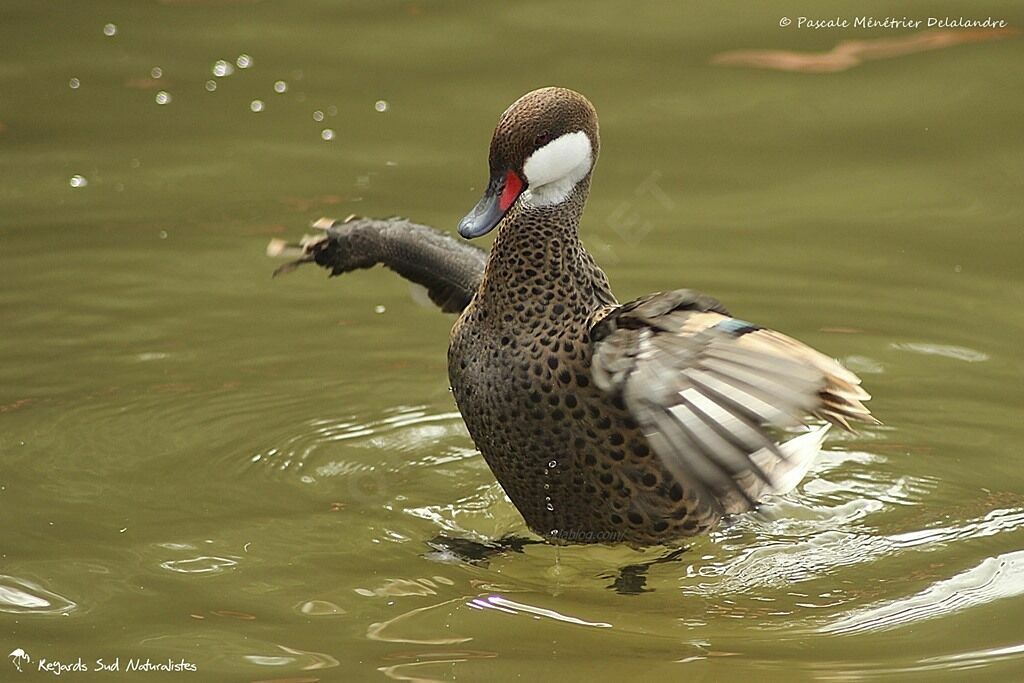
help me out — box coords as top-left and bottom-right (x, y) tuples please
(269, 216), (488, 313)
(590, 289), (876, 513)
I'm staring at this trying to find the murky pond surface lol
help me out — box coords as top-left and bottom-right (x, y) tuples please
(3, 2), (1023, 680)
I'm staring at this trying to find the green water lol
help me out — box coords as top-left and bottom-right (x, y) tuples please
(3, 1), (1023, 680)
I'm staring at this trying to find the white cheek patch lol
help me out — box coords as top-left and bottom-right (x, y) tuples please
(521, 130), (592, 208)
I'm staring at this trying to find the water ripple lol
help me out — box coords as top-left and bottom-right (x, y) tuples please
(249, 406), (469, 478)
(822, 549), (1024, 634)
(891, 342), (990, 362)
(468, 595), (613, 628)
(0, 575), (77, 614)
(139, 632), (339, 673)
(691, 506), (1024, 596)
(159, 556), (240, 575)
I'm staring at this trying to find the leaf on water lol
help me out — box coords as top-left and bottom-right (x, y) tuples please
(712, 29), (1017, 72)
(0, 398), (33, 413)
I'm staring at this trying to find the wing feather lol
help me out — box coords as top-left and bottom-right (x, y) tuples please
(591, 289), (878, 512)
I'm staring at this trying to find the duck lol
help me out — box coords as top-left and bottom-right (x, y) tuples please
(273, 86), (877, 546)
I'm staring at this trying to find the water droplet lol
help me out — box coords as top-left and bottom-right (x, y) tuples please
(212, 60), (235, 77)
(68, 77), (80, 89)
(155, 91), (171, 105)
(374, 99), (389, 112)
(250, 99), (264, 113)
(103, 23), (117, 37)
(374, 305), (386, 314)
(204, 79), (217, 92)
(236, 54), (253, 69)
(549, 529), (559, 537)
(320, 128), (335, 141)
(69, 175), (88, 188)
(327, 105), (338, 116)
(150, 66), (162, 79)
(273, 80), (288, 94)
(548, 460), (557, 469)
(312, 110), (324, 122)
(159, 230), (168, 240)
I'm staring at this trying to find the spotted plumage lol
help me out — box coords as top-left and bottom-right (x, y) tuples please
(275, 87), (878, 546)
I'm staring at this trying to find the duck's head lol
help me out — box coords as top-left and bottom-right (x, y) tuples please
(458, 87), (600, 239)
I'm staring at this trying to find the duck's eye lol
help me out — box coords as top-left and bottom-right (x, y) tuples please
(534, 131), (552, 148)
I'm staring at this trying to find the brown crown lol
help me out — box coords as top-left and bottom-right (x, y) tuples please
(487, 87), (600, 177)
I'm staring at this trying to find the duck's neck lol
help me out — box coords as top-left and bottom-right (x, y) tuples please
(474, 177), (615, 316)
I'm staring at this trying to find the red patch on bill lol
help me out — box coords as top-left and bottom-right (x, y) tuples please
(499, 171), (524, 211)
